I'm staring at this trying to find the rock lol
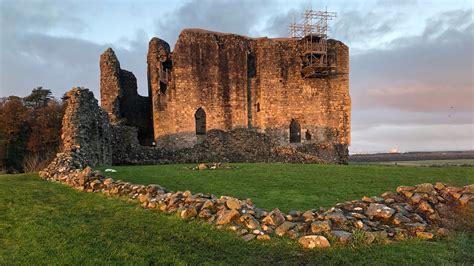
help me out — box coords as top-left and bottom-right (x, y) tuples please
(401, 191), (414, 198)
(302, 210), (315, 222)
(138, 194), (149, 204)
(350, 212), (367, 219)
(323, 210), (347, 224)
(392, 213), (411, 225)
(240, 214), (260, 230)
(180, 207), (197, 219)
(397, 186), (415, 193)
(405, 223), (427, 233)
(262, 209), (285, 227)
(257, 234), (271, 241)
(252, 229), (263, 235)
(331, 230), (352, 244)
(275, 221), (296, 236)
(147, 201), (157, 209)
(416, 231), (434, 240)
(414, 183), (434, 193)
(463, 184), (474, 193)
(226, 198), (241, 210)
(288, 210), (301, 217)
(202, 199), (214, 209)
(434, 182), (446, 190)
(215, 209), (240, 225)
(310, 220), (332, 234)
(362, 196), (374, 203)
(418, 201), (434, 213)
(410, 193), (423, 204)
(366, 203), (395, 219)
(90, 179), (102, 190)
(355, 220), (364, 229)
(197, 163), (207, 170)
(103, 177), (114, 185)
(298, 235), (331, 249)
(242, 234), (256, 242)
(459, 194), (473, 206)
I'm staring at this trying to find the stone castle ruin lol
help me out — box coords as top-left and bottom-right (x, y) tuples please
(98, 10), (351, 165)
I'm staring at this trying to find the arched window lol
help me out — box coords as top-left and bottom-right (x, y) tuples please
(289, 119), (301, 143)
(256, 102), (260, 112)
(195, 108), (206, 135)
(305, 130), (312, 141)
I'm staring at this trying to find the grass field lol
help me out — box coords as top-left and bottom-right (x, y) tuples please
(1, 164), (474, 264)
(96, 163), (474, 211)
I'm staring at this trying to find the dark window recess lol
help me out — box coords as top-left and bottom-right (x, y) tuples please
(159, 82), (167, 94)
(289, 119), (301, 143)
(195, 108), (206, 135)
(256, 102), (260, 112)
(305, 130), (312, 140)
(247, 52), (256, 78)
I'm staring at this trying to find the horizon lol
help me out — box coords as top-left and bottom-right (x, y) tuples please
(1, 0), (473, 154)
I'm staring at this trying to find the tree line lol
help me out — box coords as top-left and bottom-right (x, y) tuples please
(0, 87), (65, 173)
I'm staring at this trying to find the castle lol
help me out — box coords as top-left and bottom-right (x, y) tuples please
(99, 28), (350, 164)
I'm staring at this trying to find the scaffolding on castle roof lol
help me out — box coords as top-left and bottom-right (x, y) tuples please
(289, 8), (337, 77)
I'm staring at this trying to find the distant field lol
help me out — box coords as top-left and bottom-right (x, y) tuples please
(2, 173), (473, 264)
(350, 150), (474, 163)
(96, 163), (474, 211)
(352, 159), (474, 167)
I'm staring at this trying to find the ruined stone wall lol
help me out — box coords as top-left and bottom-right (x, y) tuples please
(146, 29), (350, 163)
(61, 88), (113, 167)
(99, 29), (351, 163)
(251, 38), (350, 146)
(100, 48), (154, 146)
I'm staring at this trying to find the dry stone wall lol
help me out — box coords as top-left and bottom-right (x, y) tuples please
(40, 154), (474, 249)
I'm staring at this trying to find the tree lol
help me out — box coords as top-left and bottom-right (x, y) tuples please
(0, 96), (31, 172)
(23, 87), (53, 109)
(0, 87), (65, 173)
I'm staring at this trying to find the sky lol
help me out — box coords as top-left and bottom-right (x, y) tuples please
(0, 0), (473, 153)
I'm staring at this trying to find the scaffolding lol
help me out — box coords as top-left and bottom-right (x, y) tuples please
(289, 8), (337, 77)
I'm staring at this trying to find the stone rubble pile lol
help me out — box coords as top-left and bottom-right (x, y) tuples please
(40, 154), (473, 249)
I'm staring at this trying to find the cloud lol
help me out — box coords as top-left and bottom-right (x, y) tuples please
(351, 9), (473, 113)
(0, 0), (150, 98)
(351, 123), (474, 153)
(153, 0), (274, 47)
(0, 0), (87, 34)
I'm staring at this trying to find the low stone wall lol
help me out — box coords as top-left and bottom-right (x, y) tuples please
(40, 153), (474, 249)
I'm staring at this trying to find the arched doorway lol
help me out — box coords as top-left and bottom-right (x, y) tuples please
(195, 108), (206, 135)
(289, 119), (301, 143)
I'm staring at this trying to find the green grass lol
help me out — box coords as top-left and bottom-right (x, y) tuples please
(1, 173), (473, 265)
(96, 163), (474, 212)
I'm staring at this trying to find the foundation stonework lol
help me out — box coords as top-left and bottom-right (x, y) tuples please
(100, 29), (351, 164)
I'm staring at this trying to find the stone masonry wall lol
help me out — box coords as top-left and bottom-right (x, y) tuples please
(99, 29), (351, 163)
(144, 29), (350, 163)
(100, 48), (154, 146)
(60, 88), (113, 167)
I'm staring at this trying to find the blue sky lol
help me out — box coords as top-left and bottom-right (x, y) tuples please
(0, 0), (473, 153)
